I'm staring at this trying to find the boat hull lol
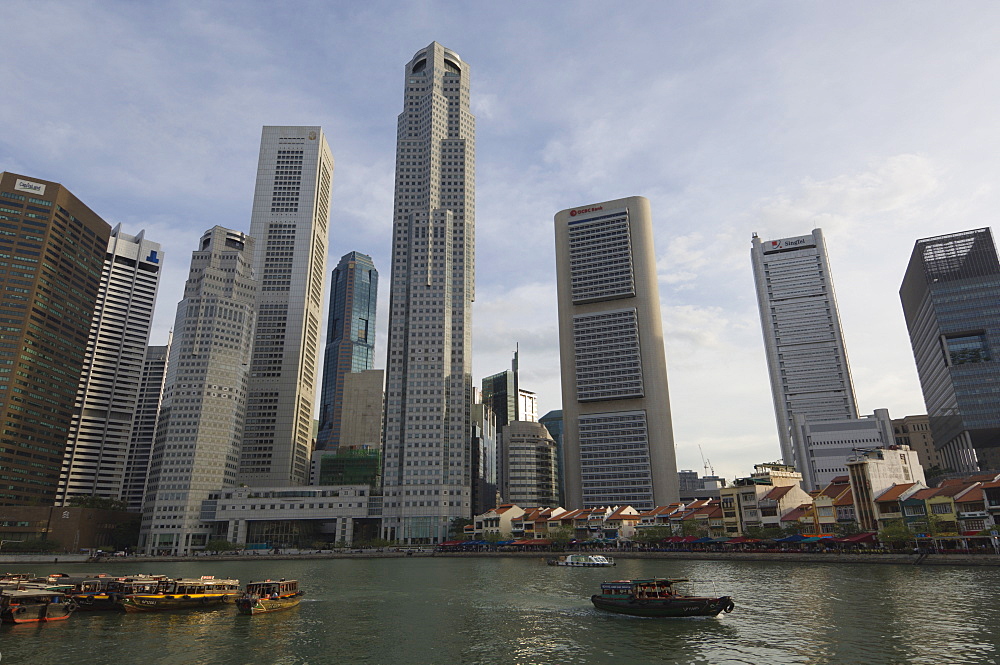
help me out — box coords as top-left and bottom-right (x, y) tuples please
(591, 594), (734, 618)
(236, 592), (303, 615)
(549, 560), (615, 567)
(69, 592), (127, 611)
(1, 602), (74, 623)
(122, 593), (233, 613)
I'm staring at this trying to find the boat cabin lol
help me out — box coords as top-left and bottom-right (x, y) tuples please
(244, 579), (299, 599)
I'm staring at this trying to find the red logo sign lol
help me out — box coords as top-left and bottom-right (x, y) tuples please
(569, 206), (603, 217)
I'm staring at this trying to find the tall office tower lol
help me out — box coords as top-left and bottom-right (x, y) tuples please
(121, 343), (169, 513)
(503, 421), (559, 508)
(243, 126), (334, 486)
(139, 227), (256, 555)
(751, 228), (859, 467)
(382, 42), (476, 543)
(554, 196), (679, 510)
(471, 396), (497, 514)
(317, 251), (378, 452)
(57, 226), (163, 506)
(0, 173), (111, 506)
(539, 410), (565, 505)
(900, 228), (1000, 472)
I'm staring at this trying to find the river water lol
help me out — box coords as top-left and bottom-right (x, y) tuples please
(1, 556), (997, 665)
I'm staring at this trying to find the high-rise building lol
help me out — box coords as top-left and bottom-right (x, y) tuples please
(751, 229), (859, 467)
(482, 349), (536, 499)
(122, 342), (169, 513)
(243, 126), (334, 486)
(139, 227), (257, 555)
(471, 398), (498, 514)
(0, 173), (111, 506)
(57, 226), (163, 506)
(891, 414), (941, 473)
(503, 421), (559, 508)
(382, 42), (476, 543)
(790, 408), (896, 491)
(900, 228), (1000, 472)
(554, 196), (678, 510)
(317, 251), (377, 452)
(538, 409), (565, 505)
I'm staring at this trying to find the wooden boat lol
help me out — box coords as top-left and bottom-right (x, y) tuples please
(71, 575), (171, 611)
(547, 554), (615, 567)
(0, 589), (76, 623)
(236, 579), (302, 615)
(121, 576), (239, 613)
(591, 578), (734, 617)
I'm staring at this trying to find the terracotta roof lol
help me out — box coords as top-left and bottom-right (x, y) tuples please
(874, 483), (918, 503)
(833, 488), (854, 506)
(781, 505), (810, 522)
(607, 506), (639, 520)
(762, 486), (793, 501)
(932, 483), (978, 498)
(981, 480), (1000, 489)
(494, 504), (518, 514)
(908, 488), (939, 501)
(830, 475), (849, 484)
(955, 488), (984, 503)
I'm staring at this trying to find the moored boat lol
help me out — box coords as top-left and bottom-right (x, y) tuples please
(591, 578), (734, 617)
(235, 579), (302, 615)
(1, 589), (76, 623)
(547, 554), (615, 567)
(121, 576), (239, 613)
(71, 574), (171, 611)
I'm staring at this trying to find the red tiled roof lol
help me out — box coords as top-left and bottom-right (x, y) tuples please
(874, 483), (917, 502)
(909, 488), (939, 500)
(833, 488), (854, 506)
(762, 486), (793, 501)
(781, 506), (809, 522)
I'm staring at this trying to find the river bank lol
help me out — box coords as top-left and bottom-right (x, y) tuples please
(3, 549), (998, 567)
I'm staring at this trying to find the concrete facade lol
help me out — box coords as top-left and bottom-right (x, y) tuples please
(244, 126), (334, 486)
(58, 226), (162, 505)
(503, 421), (559, 508)
(847, 446), (926, 530)
(792, 408), (896, 491)
(751, 229), (858, 468)
(555, 196), (678, 510)
(381, 43), (476, 543)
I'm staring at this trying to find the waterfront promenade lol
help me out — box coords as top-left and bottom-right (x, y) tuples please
(3, 548), (998, 567)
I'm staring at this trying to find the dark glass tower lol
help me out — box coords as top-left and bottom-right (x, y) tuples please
(900, 228), (1000, 472)
(317, 251), (377, 452)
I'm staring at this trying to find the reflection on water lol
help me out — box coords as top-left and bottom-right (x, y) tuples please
(0, 557), (997, 664)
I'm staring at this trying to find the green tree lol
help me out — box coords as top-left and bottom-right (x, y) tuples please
(449, 517), (472, 539)
(548, 525), (575, 550)
(878, 519), (914, 548)
(5, 538), (60, 553)
(204, 539), (237, 553)
(632, 526), (671, 546)
(67, 495), (129, 512)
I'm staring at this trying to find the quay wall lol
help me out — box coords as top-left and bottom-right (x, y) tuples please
(2, 550), (997, 567)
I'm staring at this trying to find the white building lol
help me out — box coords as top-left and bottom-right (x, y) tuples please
(792, 408), (896, 491)
(554, 196), (679, 510)
(243, 126), (334, 486)
(503, 421), (559, 508)
(57, 226), (162, 505)
(846, 445), (926, 530)
(751, 228), (858, 468)
(140, 227), (257, 555)
(381, 42), (476, 544)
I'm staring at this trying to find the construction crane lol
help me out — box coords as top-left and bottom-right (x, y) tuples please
(698, 444), (715, 477)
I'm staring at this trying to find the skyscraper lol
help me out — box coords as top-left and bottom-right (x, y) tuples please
(900, 228), (1000, 472)
(0, 172), (111, 506)
(382, 42), (476, 543)
(122, 342), (169, 513)
(140, 227), (256, 555)
(57, 226), (163, 505)
(317, 251), (378, 452)
(751, 229), (858, 467)
(503, 421), (559, 508)
(554, 196), (678, 510)
(482, 349), (536, 499)
(243, 126), (334, 486)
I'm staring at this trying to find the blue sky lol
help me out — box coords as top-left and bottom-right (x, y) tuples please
(4, 1), (1000, 481)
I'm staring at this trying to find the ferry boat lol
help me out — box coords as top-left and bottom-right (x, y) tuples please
(1, 589), (76, 623)
(121, 576), (240, 613)
(547, 554), (615, 567)
(591, 578), (734, 617)
(235, 579), (303, 615)
(71, 575), (171, 611)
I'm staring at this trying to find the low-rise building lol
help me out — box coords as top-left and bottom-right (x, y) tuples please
(719, 463), (811, 535)
(846, 446), (925, 531)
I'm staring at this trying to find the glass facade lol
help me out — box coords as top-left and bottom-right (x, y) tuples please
(900, 228), (1000, 472)
(316, 252), (378, 452)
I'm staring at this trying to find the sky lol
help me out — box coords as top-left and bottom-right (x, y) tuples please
(4, 1), (1000, 482)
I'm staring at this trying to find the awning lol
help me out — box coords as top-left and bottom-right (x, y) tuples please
(726, 537), (760, 544)
(835, 532), (877, 544)
(776, 534), (805, 543)
(438, 540), (464, 546)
